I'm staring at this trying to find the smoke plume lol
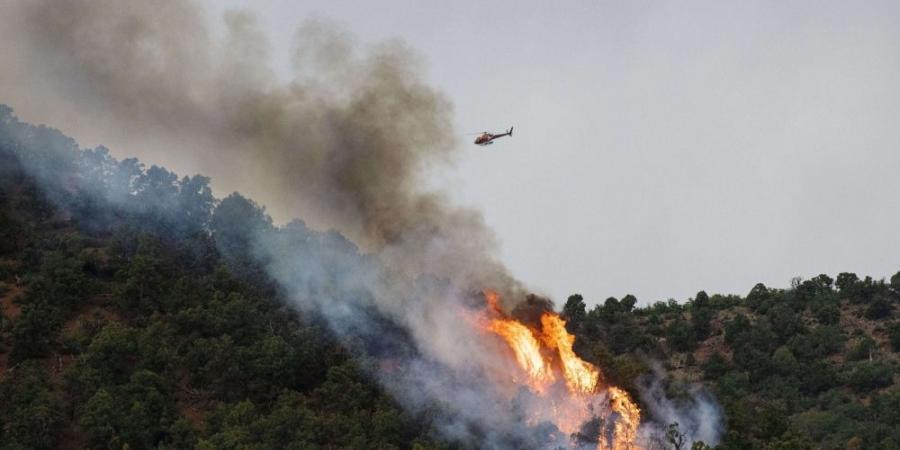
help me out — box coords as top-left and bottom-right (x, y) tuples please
(1, 1), (721, 448)
(637, 364), (723, 449)
(0, 0), (512, 287)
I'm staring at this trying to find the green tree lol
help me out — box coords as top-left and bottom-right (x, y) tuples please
(118, 237), (167, 315)
(814, 303), (840, 325)
(562, 294), (587, 329)
(836, 273), (861, 294)
(85, 322), (138, 384)
(8, 301), (59, 362)
(847, 336), (877, 361)
(746, 283), (771, 311)
(694, 291), (710, 309)
(692, 307), (714, 341)
(843, 362), (893, 393)
(620, 294), (637, 312)
(81, 371), (175, 449)
(890, 271), (900, 294)
(702, 352), (730, 379)
(0, 362), (64, 450)
(666, 319), (696, 352)
(865, 297), (893, 320)
(888, 322), (900, 352)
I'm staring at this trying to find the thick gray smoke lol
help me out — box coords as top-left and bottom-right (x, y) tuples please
(0, 0), (515, 291)
(1, 0), (526, 444)
(1, 1), (720, 447)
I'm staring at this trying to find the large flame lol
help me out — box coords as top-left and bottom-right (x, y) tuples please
(480, 290), (642, 449)
(604, 387), (642, 450)
(488, 318), (556, 387)
(540, 313), (600, 394)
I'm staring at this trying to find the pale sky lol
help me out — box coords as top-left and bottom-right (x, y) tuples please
(160, 1), (900, 304)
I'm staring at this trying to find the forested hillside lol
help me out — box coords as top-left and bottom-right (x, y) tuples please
(1, 105), (899, 449)
(0, 106), (443, 449)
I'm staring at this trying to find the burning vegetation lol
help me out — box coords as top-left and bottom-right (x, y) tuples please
(0, 2), (729, 448)
(479, 290), (642, 449)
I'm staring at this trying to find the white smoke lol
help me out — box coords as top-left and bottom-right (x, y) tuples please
(637, 363), (724, 449)
(0, 1), (725, 448)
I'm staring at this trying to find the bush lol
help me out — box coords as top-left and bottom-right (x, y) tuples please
(814, 303), (841, 325)
(865, 297), (893, 320)
(666, 319), (696, 352)
(847, 336), (877, 361)
(843, 362), (893, 393)
(888, 323), (900, 352)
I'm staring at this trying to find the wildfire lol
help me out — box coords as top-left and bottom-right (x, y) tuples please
(604, 387), (642, 450)
(540, 314), (600, 394)
(487, 319), (556, 386)
(480, 290), (642, 450)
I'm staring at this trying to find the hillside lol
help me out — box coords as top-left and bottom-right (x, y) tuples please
(1, 106), (899, 449)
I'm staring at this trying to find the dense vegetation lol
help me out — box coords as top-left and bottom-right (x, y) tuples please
(562, 272), (900, 449)
(1, 105), (899, 449)
(0, 106), (443, 450)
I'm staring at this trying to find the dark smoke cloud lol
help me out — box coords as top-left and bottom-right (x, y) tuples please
(1, 2), (721, 447)
(1, 0), (532, 443)
(0, 0), (516, 294)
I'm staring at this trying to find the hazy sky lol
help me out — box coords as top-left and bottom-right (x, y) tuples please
(211, 1), (899, 305)
(16, 1), (900, 306)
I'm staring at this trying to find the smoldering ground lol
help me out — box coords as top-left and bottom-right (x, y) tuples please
(1, 1), (720, 447)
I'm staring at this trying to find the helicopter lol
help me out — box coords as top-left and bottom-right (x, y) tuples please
(474, 127), (513, 146)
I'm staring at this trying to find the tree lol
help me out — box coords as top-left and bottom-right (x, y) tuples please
(746, 283), (770, 311)
(890, 271), (900, 294)
(865, 297), (893, 320)
(835, 273), (860, 294)
(211, 193), (273, 258)
(702, 352), (730, 379)
(666, 319), (696, 352)
(768, 304), (805, 343)
(772, 347), (799, 376)
(620, 294), (637, 312)
(724, 314), (752, 347)
(604, 297), (621, 314)
(666, 422), (686, 450)
(0, 362), (64, 450)
(176, 174), (215, 235)
(81, 371), (176, 449)
(118, 237), (167, 315)
(9, 301), (60, 362)
(562, 294), (587, 329)
(808, 325), (845, 357)
(847, 336), (877, 361)
(843, 362), (893, 393)
(814, 303), (840, 325)
(694, 291), (710, 309)
(888, 322), (900, 352)
(692, 307), (714, 341)
(85, 322), (138, 384)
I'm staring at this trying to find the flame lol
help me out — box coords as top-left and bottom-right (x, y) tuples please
(480, 290), (642, 449)
(540, 313), (600, 393)
(487, 318), (556, 386)
(599, 386), (642, 450)
(485, 289), (503, 313)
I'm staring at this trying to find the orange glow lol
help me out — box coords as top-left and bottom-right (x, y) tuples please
(478, 290), (643, 449)
(484, 289), (502, 314)
(487, 318), (555, 386)
(602, 386), (642, 450)
(540, 313), (600, 394)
